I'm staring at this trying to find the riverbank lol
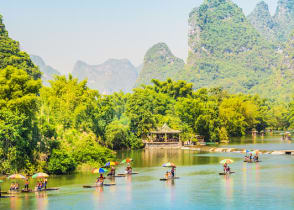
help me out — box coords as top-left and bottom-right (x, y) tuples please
(180, 145), (294, 155)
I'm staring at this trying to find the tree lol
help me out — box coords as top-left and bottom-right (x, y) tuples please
(0, 66), (41, 173)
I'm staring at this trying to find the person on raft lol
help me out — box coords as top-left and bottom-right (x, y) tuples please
(44, 178), (48, 189)
(126, 164), (132, 174)
(171, 167), (175, 177)
(10, 183), (16, 191)
(253, 155), (259, 162)
(37, 182), (42, 191)
(226, 166), (231, 174)
(165, 171), (169, 179)
(244, 155), (249, 162)
(108, 166), (116, 176)
(249, 153), (253, 162)
(223, 163), (228, 172)
(24, 179), (29, 191)
(96, 174), (104, 186)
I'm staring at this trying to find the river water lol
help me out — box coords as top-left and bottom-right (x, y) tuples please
(0, 135), (293, 210)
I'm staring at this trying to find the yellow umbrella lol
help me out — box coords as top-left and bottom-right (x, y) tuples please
(8, 174), (26, 179)
(220, 159), (234, 164)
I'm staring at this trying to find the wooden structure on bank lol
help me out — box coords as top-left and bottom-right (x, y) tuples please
(145, 124), (182, 148)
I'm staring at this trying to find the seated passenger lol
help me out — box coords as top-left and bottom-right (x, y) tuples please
(10, 183), (15, 191)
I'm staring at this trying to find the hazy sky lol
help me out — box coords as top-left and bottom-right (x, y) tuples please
(0, 0), (278, 74)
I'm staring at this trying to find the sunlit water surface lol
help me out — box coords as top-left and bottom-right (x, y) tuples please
(0, 136), (293, 210)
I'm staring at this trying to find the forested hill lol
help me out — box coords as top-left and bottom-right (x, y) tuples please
(184, 0), (279, 94)
(30, 55), (60, 86)
(72, 59), (138, 94)
(135, 42), (185, 86)
(0, 15), (40, 79)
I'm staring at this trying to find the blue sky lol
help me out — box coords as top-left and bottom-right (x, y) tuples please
(0, 0), (278, 74)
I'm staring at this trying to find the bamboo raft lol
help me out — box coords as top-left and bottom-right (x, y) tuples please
(117, 172), (139, 176)
(219, 172), (235, 175)
(159, 177), (180, 181)
(21, 188), (60, 193)
(83, 184), (116, 188)
(0, 195), (14, 198)
(106, 175), (126, 178)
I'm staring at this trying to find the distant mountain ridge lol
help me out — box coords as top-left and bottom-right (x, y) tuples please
(30, 55), (60, 86)
(72, 58), (138, 94)
(248, 0), (294, 42)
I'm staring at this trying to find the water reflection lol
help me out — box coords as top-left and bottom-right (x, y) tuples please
(35, 192), (48, 210)
(117, 149), (240, 168)
(166, 179), (175, 202)
(125, 175), (132, 201)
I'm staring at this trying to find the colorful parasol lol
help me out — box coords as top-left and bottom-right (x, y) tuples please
(8, 174), (26, 179)
(251, 150), (259, 155)
(32, 172), (49, 179)
(220, 159), (234, 164)
(92, 168), (108, 174)
(105, 161), (119, 167)
(162, 162), (176, 167)
(121, 158), (133, 164)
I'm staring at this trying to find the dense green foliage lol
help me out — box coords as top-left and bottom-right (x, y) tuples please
(0, 16), (42, 173)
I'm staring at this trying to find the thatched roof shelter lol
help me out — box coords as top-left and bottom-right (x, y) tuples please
(150, 123), (181, 134)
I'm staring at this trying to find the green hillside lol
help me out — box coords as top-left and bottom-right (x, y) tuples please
(0, 15), (40, 79)
(136, 43), (184, 86)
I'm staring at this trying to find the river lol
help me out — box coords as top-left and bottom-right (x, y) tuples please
(0, 135), (293, 210)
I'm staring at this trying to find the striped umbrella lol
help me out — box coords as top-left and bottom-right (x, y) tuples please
(105, 161), (119, 167)
(32, 172), (49, 179)
(162, 162), (176, 167)
(121, 158), (133, 164)
(8, 174), (26, 179)
(220, 159), (234, 164)
(92, 168), (108, 174)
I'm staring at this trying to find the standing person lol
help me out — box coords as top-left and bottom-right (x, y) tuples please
(15, 183), (19, 190)
(249, 153), (253, 162)
(25, 179), (29, 191)
(44, 178), (48, 189)
(223, 163), (228, 172)
(110, 166), (116, 176)
(171, 167), (175, 178)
